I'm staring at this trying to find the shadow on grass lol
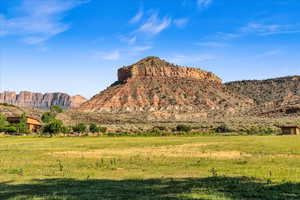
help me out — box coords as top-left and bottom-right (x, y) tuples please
(1, 176), (300, 200)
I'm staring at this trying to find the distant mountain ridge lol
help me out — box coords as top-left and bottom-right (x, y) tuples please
(0, 91), (86, 109)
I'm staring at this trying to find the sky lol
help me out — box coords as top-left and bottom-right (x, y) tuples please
(0, 0), (300, 98)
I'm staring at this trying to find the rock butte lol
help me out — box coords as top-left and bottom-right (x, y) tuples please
(118, 56), (222, 83)
(78, 56), (252, 120)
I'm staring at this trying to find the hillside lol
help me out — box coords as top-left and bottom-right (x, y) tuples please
(0, 91), (86, 109)
(78, 57), (252, 120)
(226, 76), (300, 116)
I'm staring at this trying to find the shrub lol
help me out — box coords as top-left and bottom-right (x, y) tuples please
(0, 113), (9, 130)
(43, 119), (64, 134)
(214, 123), (231, 133)
(17, 114), (28, 133)
(73, 123), (87, 133)
(175, 125), (192, 132)
(4, 125), (17, 133)
(89, 123), (99, 133)
(41, 112), (56, 123)
(61, 126), (71, 134)
(50, 105), (63, 113)
(98, 126), (107, 133)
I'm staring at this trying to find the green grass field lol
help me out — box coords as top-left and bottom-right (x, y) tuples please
(1, 135), (300, 199)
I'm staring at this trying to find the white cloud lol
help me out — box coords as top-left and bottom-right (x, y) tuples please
(129, 45), (152, 55)
(197, 0), (213, 8)
(174, 18), (189, 28)
(219, 23), (300, 39)
(94, 50), (121, 61)
(119, 35), (137, 45)
(167, 54), (215, 64)
(195, 41), (227, 47)
(137, 13), (171, 35)
(130, 9), (143, 24)
(0, 0), (87, 44)
(241, 23), (300, 36)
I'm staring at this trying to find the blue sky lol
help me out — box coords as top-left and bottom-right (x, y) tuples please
(1, 0), (300, 98)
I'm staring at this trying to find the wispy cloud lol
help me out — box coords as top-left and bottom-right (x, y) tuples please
(174, 18), (189, 28)
(241, 23), (300, 36)
(195, 41), (227, 47)
(197, 0), (213, 9)
(93, 45), (152, 61)
(218, 22), (300, 39)
(129, 9), (143, 24)
(129, 45), (152, 55)
(166, 54), (215, 65)
(119, 35), (137, 45)
(0, 0), (87, 44)
(137, 12), (171, 35)
(94, 50), (121, 61)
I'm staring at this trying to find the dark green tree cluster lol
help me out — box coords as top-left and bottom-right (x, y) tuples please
(0, 113), (28, 133)
(175, 125), (192, 132)
(89, 123), (107, 133)
(41, 106), (69, 135)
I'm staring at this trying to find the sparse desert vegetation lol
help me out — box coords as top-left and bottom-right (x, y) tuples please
(1, 136), (300, 199)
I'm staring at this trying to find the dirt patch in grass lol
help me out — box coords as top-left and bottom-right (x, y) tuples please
(50, 142), (251, 160)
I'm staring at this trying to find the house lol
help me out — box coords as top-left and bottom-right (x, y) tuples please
(279, 126), (300, 135)
(7, 116), (42, 133)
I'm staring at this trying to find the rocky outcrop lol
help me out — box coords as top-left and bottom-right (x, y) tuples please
(118, 56), (222, 83)
(0, 91), (86, 109)
(78, 57), (252, 120)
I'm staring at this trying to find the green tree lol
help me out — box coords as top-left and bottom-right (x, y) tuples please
(17, 114), (28, 133)
(98, 126), (107, 133)
(214, 123), (231, 133)
(89, 123), (99, 133)
(175, 125), (192, 132)
(0, 113), (9, 132)
(73, 123), (87, 133)
(43, 119), (64, 135)
(41, 112), (56, 123)
(50, 105), (63, 114)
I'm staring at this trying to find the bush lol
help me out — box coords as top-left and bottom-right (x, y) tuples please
(214, 123), (231, 133)
(72, 123), (87, 133)
(50, 105), (63, 113)
(17, 114), (28, 133)
(98, 126), (107, 133)
(4, 125), (17, 133)
(43, 119), (64, 134)
(242, 126), (279, 135)
(0, 113), (9, 130)
(89, 123), (99, 133)
(41, 112), (56, 123)
(175, 125), (192, 132)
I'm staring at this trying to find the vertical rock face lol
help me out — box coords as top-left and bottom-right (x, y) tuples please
(0, 91), (86, 109)
(118, 56), (222, 83)
(79, 57), (252, 120)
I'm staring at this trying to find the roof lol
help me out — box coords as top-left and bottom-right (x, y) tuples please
(7, 116), (42, 126)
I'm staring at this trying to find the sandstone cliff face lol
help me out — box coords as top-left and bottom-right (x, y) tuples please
(79, 57), (251, 120)
(0, 91), (86, 109)
(118, 57), (221, 83)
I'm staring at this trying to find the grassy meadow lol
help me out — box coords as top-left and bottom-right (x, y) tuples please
(1, 135), (300, 199)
